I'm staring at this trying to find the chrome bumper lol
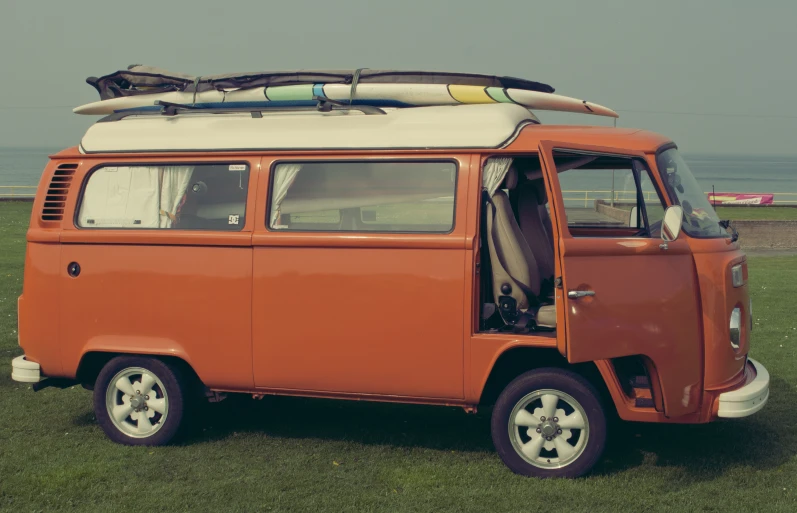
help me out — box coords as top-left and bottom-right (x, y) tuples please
(11, 355), (43, 383)
(717, 358), (769, 418)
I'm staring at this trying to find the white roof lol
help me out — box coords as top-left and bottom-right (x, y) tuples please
(79, 103), (536, 153)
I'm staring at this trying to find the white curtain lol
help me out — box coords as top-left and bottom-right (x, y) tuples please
(78, 166), (160, 227)
(270, 163), (302, 228)
(158, 166), (194, 228)
(483, 157), (513, 197)
(78, 165), (193, 228)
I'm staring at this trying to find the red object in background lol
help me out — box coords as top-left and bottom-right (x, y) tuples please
(707, 193), (774, 205)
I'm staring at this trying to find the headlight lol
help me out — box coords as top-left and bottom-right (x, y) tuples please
(731, 264), (744, 287)
(730, 307), (742, 351)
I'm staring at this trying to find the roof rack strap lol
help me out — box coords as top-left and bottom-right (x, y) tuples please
(349, 68), (367, 105)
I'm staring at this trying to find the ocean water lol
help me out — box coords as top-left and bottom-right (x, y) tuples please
(0, 147), (57, 187)
(686, 155), (797, 199)
(1, 147), (796, 201)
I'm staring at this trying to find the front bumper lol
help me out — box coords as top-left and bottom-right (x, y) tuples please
(717, 358), (769, 418)
(11, 355), (43, 383)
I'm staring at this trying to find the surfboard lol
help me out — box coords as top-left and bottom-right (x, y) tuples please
(73, 83), (618, 118)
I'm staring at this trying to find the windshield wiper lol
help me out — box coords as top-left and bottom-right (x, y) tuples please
(719, 220), (739, 242)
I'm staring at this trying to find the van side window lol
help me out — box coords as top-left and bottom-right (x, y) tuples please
(77, 164), (249, 230)
(269, 161), (456, 233)
(552, 153), (665, 237)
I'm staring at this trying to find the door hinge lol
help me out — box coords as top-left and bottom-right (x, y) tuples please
(554, 277), (563, 289)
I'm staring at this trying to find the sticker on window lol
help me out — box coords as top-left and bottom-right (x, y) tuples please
(228, 215), (240, 225)
(229, 165), (247, 171)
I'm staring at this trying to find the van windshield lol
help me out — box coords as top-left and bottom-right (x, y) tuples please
(656, 148), (728, 239)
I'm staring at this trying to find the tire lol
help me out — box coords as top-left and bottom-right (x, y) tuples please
(93, 356), (186, 446)
(491, 367), (606, 478)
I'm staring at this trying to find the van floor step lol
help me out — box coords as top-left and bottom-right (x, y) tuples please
(631, 386), (655, 409)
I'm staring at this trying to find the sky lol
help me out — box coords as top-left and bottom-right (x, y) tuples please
(1, 0), (796, 155)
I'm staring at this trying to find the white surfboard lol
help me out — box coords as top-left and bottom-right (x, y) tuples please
(73, 83), (618, 118)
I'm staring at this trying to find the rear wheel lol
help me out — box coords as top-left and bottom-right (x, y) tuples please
(94, 356), (185, 445)
(491, 368), (606, 478)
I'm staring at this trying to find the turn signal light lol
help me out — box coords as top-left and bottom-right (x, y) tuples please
(730, 307), (742, 351)
(731, 264), (745, 288)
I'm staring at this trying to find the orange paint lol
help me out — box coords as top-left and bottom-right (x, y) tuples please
(15, 122), (756, 427)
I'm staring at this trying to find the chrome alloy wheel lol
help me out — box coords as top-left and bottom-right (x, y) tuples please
(105, 367), (169, 438)
(508, 389), (589, 469)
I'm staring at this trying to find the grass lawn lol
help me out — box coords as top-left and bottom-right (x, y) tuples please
(1, 201), (796, 511)
(715, 206), (797, 220)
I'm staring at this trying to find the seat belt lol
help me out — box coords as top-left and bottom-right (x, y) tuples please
(517, 183), (555, 299)
(479, 191), (495, 329)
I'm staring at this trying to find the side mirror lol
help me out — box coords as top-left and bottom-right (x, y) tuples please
(662, 205), (684, 243)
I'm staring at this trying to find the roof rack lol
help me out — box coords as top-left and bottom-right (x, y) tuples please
(97, 97), (386, 123)
(81, 103), (536, 153)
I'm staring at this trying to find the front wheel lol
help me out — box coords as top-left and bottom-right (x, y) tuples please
(94, 356), (185, 445)
(491, 368), (606, 478)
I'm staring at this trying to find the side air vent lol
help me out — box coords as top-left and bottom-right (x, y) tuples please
(41, 163), (79, 221)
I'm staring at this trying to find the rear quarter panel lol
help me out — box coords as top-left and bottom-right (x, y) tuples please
(53, 155), (260, 389)
(18, 158), (68, 376)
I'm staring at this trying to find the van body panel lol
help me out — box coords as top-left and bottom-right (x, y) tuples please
(250, 154), (472, 400)
(17, 243), (62, 376)
(553, 242), (703, 416)
(688, 239), (749, 390)
(14, 119), (765, 427)
(251, 246), (466, 398)
(56, 244), (254, 388)
(468, 334), (557, 402)
(19, 159), (69, 376)
(506, 127), (672, 154)
(51, 158), (260, 388)
(539, 140), (704, 417)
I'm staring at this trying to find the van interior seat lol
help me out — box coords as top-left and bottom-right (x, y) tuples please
(485, 167), (556, 329)
(518, 179), (556, 289)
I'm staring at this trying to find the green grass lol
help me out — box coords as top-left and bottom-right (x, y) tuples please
(1, 201), (796, 512)
(715, 206), (797, 220)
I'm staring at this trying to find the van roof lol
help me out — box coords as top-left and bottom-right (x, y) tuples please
(74, 103), (671, 156)
(507, 125), (673, 153)
(79, 104), (537, 154)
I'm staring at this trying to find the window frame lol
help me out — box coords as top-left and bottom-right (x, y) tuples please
(551, 150), (668, 239)
(74, 160), (253, 231)
(265, 158), (460, 234)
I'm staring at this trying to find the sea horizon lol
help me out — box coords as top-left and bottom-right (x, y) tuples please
(2, 146), (796, 200)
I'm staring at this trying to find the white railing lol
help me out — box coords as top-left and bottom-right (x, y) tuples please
(2, 186), (797, 206)
(561, 190), (657, 208)
(561, 190), (797, 208)
(0, 186), (37, 198)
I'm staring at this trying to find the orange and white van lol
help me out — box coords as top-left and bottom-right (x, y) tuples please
(12, 85), (768, 478)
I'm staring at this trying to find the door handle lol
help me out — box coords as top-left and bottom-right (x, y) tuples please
(567, 290), (595, 299)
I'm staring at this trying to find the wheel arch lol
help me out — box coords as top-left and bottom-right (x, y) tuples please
(77, 351), (203, 395)
(478, 347), (615, 415)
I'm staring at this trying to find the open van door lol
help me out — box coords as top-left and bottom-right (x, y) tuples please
(538, 141), (703, 417)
